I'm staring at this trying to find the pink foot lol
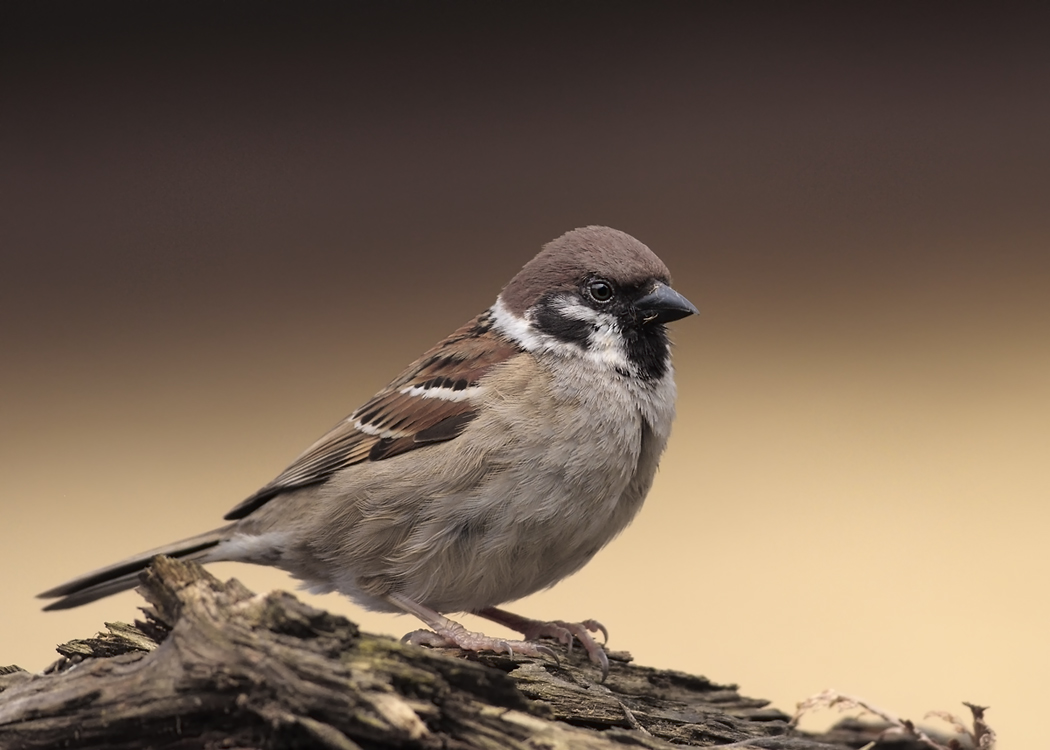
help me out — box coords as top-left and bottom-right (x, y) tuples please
(401, 620), (556, 660)
(384, 593), (557, 662)
(476, 607), (611, 680)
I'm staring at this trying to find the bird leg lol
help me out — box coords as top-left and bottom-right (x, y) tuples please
(475, 606), (610, 680)
(386, 593), (556, 661)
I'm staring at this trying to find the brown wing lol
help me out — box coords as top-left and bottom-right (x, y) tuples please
(224, 311), (519, 520)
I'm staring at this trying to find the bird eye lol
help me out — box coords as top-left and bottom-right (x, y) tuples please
(586, 279), (614, 303)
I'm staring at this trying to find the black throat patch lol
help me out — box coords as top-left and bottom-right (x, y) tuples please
(620, 320), (670, 381)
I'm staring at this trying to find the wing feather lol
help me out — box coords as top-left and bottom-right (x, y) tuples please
(224, 311), (518, 520)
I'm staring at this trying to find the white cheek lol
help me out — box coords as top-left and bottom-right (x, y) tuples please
(491, 296), (545, 350)
(555, 301), (632, 372)
(491, 295), (634, 374)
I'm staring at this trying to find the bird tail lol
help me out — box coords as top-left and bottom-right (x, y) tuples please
(38, 525), (233, 611)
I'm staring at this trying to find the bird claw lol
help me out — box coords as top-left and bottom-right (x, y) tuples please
(534, 643), (559, 662)
(546, 620), (609, 681)
(395, 599), (607, 679)
(476, 609), (612, 681)
(553, 622), (609, 681)
(402, 623), (558, 663)
(401, 629), (450, 648)
(581, 618), (609, 645)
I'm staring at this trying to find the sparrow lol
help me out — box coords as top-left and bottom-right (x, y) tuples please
(39, 225), (698, 678)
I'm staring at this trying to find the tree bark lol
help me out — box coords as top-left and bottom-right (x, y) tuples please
(0, 558), (929, 749)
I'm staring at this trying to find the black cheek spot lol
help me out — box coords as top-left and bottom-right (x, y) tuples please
(533, 297), (592, 349)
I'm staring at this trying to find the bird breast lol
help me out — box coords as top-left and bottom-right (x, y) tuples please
(298, 352), (676, 614)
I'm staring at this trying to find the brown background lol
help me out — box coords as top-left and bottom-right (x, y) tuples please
(2, 3), (1048, 746)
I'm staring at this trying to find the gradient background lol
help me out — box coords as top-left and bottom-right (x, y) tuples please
(3, 3), (1048, 746)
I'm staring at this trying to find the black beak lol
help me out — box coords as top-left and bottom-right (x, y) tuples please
(634, 282), (699, 325)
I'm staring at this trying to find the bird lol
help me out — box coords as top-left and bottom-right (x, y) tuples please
(39, 225), (698, 678)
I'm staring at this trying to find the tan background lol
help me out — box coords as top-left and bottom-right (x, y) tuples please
(3, 4), (1048, 746)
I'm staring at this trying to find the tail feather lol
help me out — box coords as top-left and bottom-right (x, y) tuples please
(38, 526), (233, 610)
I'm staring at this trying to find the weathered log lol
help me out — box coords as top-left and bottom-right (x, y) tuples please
(0, 557), (932, 749)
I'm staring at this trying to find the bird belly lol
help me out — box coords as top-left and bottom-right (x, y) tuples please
(405, 461), (642, 613)
(293, 357), (674, 615)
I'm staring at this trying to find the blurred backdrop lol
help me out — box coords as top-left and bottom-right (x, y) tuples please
(2, 3), (1048, 746)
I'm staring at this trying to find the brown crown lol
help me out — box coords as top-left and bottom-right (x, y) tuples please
(500, 226), (671, 316)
